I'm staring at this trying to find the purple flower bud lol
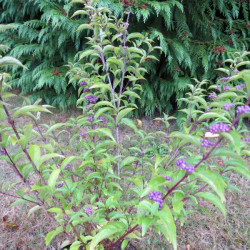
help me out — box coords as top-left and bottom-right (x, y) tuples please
(56, 183), (64, 188)
(219, 76), (231, 82)
(80, 81), (87, 86)
(164, 176), (172, 181)
(209, 93), (217, 99)
(233, 69), (239, 73)
(65, 164), (72, 170)
(85, 105), (90, 110)
(209, 123), (230, 133)
(215, 85), (221, 89)
(201, 138), (215, 148)
(84, 206), (93, 216)
(236, 105), (250, 115)
(223, 103), (235, 110)
(245, 138), (250, 142)
(83, 88), (89, 93)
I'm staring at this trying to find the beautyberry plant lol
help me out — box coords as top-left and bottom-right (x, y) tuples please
(0, 2), (250, 250)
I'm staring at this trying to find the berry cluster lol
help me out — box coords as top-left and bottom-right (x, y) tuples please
(176, 158), (195, 174)
(201, 138), (215, 148)
(84, 206), (93, 216)
(213, 45), (226, 54)
(236, 105), (250, 115)
(219, 76), (231, 82)
(223, 103), (235, 110)
(148, 191), (163, 210)
(209, 123), (230, 133)
(223, 86), (230, 91)
(209, 93), (217, 99)
(85, 95), (98, 104)
(87, 116), (93, 122)
(235, 84), (246, 90)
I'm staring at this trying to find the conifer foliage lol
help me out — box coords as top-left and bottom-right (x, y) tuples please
(0, 0), (249, 113)
(0, 0), (86, 109)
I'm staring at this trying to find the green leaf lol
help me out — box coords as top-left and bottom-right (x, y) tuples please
(140, 217), (153, 236)
(121, 118), (137, 131)
(0, 56), (27, 69)
(13, 105), (52, 118)
(198, 112), (231, 123)
(196, 192), (226, 217)
(89, 222), (127, 250)
(79, 50), (96, 60)
(194, 170), (226, 202)
(29, 145), (40, 169)
(127, 33), (144, 40)
(45, 226), (63, 246)
(120, 156), (137, 168)
(116, 108), (135, 123)
(93, 128), (115, 141)
(211, 148), (245, 165)
(48, 169), (61, 188)
(28, 205), (41, 217)
(170, 132), (201, 147)
(158, 205), (177, 250)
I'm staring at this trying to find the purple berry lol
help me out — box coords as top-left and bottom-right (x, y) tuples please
(56, 183), (64, 188)
(209, 123), (230, 133)
(219, 76), (231, 82)
(164, 176), (172, 181)
(209, 93), (217, 99)
(223, 103), (235, 110)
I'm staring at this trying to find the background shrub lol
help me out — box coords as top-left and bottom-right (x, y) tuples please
(0, 0), (249, 114)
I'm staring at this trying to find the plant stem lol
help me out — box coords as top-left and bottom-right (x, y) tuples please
(0, 191), (40, 205)
(0, 95), (46, 185)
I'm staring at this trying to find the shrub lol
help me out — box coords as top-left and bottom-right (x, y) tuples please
(0, 3), (250, 249)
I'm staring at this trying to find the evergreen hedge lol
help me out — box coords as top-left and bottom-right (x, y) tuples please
(0, 0), (249, 113)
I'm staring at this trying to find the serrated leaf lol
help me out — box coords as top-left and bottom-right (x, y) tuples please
(158, 205), (177, 250)
(116, 108), (134, 123)
(89, 222), (127, 250)
(194, 170), (226, 202)
(13, 105), (52, 118)
(45, 226), (63, 246)
(196, 192), (226, 217)
(28, 205), (41, 217)
(198, 112), (231, 123)
(48, 169), (61, 188)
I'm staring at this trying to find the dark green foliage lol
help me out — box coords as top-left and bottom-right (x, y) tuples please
(97, 0), (249, 115)
(0, 0), (87, 109)
(0, 0), (249, 113)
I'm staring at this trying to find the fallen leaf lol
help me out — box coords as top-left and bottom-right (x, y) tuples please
(2, 216), (18, 228)
(137, 119), (142, 127)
